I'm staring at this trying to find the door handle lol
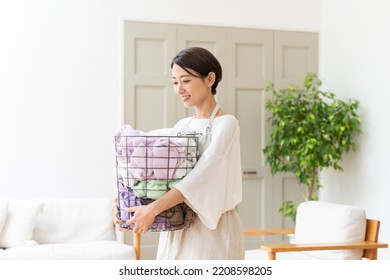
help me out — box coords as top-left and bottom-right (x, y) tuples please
(243, 171), (257, 175)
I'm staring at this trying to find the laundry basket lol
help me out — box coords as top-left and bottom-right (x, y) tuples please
(114, 129), (199, 232)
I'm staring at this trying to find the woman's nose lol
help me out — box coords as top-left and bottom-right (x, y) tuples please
(177, 84), (185, 94)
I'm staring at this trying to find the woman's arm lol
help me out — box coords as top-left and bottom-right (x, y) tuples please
(126, 188), (185, 234)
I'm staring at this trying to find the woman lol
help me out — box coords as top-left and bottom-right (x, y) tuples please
(113, 47), (245, 259)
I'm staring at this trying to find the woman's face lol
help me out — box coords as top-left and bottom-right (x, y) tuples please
(172, 64), (211, 108)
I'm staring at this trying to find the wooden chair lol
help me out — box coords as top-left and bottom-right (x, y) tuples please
(244, 201), (388, 260)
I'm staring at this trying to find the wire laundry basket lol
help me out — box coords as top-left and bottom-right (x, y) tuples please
(114, 132), (199, 232)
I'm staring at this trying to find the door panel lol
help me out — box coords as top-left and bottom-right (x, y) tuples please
(272, 30), (319, 230)
(124, 21), (177, 129)
(226, 29), (275, 248)
(274, 30), (319, 88)
(134, 86), (166, 131)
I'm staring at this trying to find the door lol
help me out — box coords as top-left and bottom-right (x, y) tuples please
(225, 28), (275, 249)
(124, 21), (177, 129)
(272, 30), (319, 229)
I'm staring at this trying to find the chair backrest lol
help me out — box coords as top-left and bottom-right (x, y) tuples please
(295, 201), (367, 260)
(362, 219), (381, 260)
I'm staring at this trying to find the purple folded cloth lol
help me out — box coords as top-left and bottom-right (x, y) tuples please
(152, 137), (183, 180)
(117, 179), (195, 231)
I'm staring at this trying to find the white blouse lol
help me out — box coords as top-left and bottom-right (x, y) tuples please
(174, 115), (243, 229)
(156, 114), (245, 259)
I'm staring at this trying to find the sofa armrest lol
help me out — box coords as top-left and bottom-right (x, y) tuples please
(261, 241), (389, 260)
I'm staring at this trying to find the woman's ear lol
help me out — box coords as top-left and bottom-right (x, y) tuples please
(206, 72), (216, 88)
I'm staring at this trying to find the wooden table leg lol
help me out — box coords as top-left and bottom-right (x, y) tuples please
(268, 252), (276, 260)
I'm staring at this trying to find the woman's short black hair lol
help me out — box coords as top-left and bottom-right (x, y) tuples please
(171, 47), (222, 95)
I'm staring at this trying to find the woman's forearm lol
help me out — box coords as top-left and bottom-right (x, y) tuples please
(148, 187), (186, 216)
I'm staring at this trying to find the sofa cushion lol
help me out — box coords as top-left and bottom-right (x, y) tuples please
(3, 240), (136, 260)
(0, 200), (8, 234)
(33, 198), (115, 244)
(0, 199), (43, 248)
(295, 201), (366, 260)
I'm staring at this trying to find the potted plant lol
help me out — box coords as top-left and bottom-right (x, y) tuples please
(263, 72), (362, 223)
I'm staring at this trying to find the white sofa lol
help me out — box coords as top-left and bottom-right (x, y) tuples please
(0, 198), (136, 260)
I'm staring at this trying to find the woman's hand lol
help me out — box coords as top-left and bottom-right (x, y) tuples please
(126, 204), (157, 234)
(113, 188), (185, 234)
(111, 198), (130, 232)
(125, 188), (185, 234)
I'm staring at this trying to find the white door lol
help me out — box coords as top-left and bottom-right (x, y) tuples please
(124, 21), (177, 129)
(271, 30), (319, 230)
(225, 28), (276, 249)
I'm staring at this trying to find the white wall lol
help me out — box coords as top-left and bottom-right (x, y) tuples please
(319, 0), (390, 259)
(0, 0), (320, 200)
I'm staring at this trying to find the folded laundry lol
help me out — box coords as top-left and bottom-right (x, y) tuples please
(132, 179), (180, 200)
(114, 125), (198, 181)
(152, 138), (183, 180)
(117, 179), (195, 231)
(128, 143), (154, 180)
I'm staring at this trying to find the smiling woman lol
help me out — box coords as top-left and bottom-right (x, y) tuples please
(113, 47), (245, 260)
(171, 48), (223, 119)
(171, 64), (216, 116)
